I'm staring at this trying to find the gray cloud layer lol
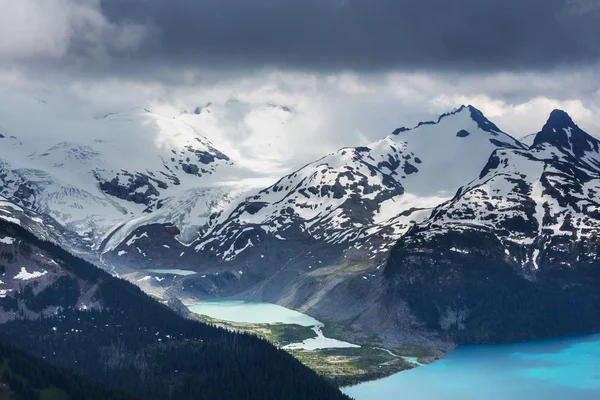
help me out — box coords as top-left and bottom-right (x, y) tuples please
(98, 0), (600, 72)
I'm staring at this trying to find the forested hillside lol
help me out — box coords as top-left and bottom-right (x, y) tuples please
(0, 220), (349, 400)
(0, 342), (140, 400)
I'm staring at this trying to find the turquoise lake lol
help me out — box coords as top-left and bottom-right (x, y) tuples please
(186, 300), (321, 326)
(343, 333), (600, 400)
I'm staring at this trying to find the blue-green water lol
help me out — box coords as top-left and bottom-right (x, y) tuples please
(186, 300), (321, 326)
(344, 333), (600, 400)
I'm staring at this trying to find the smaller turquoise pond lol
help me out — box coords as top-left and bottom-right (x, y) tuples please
(146, 269), (197, 276)
(187, 300), (320, 326)
(343, 333), (600, 400)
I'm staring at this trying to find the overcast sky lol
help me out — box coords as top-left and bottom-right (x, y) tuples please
(1, 0), (599, 170)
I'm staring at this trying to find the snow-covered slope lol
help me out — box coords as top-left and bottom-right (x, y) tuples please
(0, 91), (269, 253)
(188, 105), (524, 261)
(409, 109), (600, 269)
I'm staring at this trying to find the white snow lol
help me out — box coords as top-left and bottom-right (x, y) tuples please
(532, 249), (540, 270)
(284, 326), (361, 351)
(0, 89), (293, 255)
(126, 232), (148, 246)
(14, 267), (48, 280)
(0, 215), (20, 225)
(0, 236), (16, 245)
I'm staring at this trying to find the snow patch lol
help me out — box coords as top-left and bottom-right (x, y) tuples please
(0, 236), (16, 245)
(126, 232), (148, 246)
(284, 326), (360, 351)
(14, 267), (48, 280)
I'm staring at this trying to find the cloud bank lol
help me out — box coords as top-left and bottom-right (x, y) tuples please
(100, 0), (600, 72)
(0, 0), (598, 173)
(0, 0), (148, 62)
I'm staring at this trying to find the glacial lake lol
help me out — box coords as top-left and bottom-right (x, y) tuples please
(187, 300), (321, 326)
(343, 333), (600, 400)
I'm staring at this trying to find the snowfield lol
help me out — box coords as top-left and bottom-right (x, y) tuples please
(14, 267), (48, 280)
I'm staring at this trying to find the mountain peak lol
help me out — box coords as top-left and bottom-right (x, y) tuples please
(464, 105), (505, 134)
(532, 109), (600, 159)
(392, 104), (503, 135)
(546, 109), (576, 128)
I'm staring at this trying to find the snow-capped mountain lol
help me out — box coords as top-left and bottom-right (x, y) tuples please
(0, 91), (277, 258)
(383, 109), (600, 344)
(126, 105), (524, 263)
(404, 109), (600, 270)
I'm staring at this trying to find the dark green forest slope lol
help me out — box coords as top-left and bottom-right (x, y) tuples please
(0, 220), (349, 400)
(0, 342), (140, 400)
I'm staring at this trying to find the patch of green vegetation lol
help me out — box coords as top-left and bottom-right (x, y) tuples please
(391, 344), (437, 362)
(39, 387), (69, 400)
(317, 318), (379, 348)
(268, 324), (316, 344)
(315, 259), (372, 282)
(193, 314), (315, 346)
(288, 347), (413, 387)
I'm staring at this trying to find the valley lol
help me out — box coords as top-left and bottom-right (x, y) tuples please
(1, 100), (600, 398)
(4, 1), (599, 398)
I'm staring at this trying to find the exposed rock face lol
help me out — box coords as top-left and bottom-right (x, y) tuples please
(0, 220), (102, 323)
(97, 171), (164, 207)
(166, 297), (195, 319)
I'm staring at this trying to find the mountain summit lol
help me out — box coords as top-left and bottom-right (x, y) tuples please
(533, 109), (578, 148)
(385, 108), (600, 344)
(532, 109), (600, 169)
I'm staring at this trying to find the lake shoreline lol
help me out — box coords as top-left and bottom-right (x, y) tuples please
(185, 300), (421, 386)
(343, 332), (600, 399)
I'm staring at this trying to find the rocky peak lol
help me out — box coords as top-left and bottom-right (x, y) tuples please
(532, 109), (600, 159)
(465, 105), (505, 134)
(391, 104), (505, 137)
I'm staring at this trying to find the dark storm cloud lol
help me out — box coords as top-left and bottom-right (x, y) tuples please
(99, 0), (600, 72)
